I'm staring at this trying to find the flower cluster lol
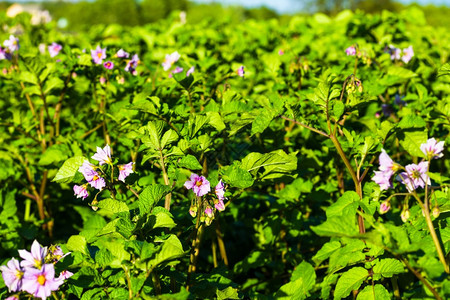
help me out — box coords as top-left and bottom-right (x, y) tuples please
(385, 45), (414, 64)
(372, 138), (445, 215)
(90, 45), (140, 75)
(184, 174), (227, 226)
(162, 51), (195, 78)
(0, 240), (72, 300)
(0, 35), (19, 60)
(73, 145), (134, 202)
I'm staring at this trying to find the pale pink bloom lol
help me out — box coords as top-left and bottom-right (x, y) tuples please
(91, 45), (106, 64)
(57, 270), (73, 281)
(169, 66), (183, 78)
(116, 49), (129, 58)
(372, 171), (392, 191)
(78, 160), (96, 179)
(92, 145), (112, 165)
(0, 258), (23, 292)
(278, 49), (284, 55)
(162, 51), (180, 71)
(103, 61), (114, 70)
(214, 199), (225, 212)
(215, 180), (225, 200)
(19, 240), (47, 269)
(345, 46), (356, 56)
(397, 161), (430, 192)
(48, 42), (62, 58)
(186, 66), (195, 76)
(73, 184), (88, 200)
(85, 171), (106, 190)
(5, 296), (19, 300)
(379, 149), (400, 174)
(22, 264), (63, 300)
(401, 46), (414, 64)
(118, 162), (134, 182)
(420, 138), (444, 160)
(237, 65), (245, 77)
(184, 173), (210, 197)
(99, 76), (106, 85)
(3, 35), (19, 52)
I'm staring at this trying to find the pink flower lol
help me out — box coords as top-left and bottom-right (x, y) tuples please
(420, 138), (444, 160)
(379, 201), (390, 214)
(397, 161), (430, 192)
(401, 46), (414, 64)
(0, 47), (11, 60)
(22, 264), (63, 300)
(73, 184), (88, 200)
(125, 54), (139, 75)
(5, 296), (19, 300)
(116, 49), (129, 58)
(85, 171), (106, 190)
(169, 66), (183, 78)
(278, 49), (284, 55)
(103, 61), (114, 70)
(18, 240), (47, 269)
(57, 270), (73, 281)
(345, 46), (356, 56)
(204, 206), (214, 218)
(215, 180), (225, 200)
(379, 149), (400, 174)
(0, 258), (23, 292)
(186, 66), (195, 76)
(92, 145), (112, 165)
(118, 162), (134, 182)
(372, 171), (392, 191)
(48, 42), (62, 58)
(385, 45), (401, 61)
(91, 45), (106, 64)
(214, 199), (225, 212)
(78, 160), (96, 179)
(162, 51), (180, 71)
(99, 76), (106, 85)
(184, 173), (210, 197)
(3, 35), (19, 52)
(237, 65), (245, 77)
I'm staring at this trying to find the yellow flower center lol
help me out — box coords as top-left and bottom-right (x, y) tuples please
(93, 175), (99, 181)
(97, 52), (103, 59)
(37, 274), (46, 285)
(196, 180), (203, 187)
(16, 270), (23, 279)
(411, 170), (421, 180)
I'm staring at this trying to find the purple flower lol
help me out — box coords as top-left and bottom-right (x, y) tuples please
(379, 149), (400, 174)
(184, 173), (210, 197)
(385, 45), (401, 61)
(379, 201), (390, 214)
(381, 104), (392, 117)
(278, 49), (284, 55)
(91, 45), (106, 64)
(169, 66), (183, 78)
(73, 184), (88, 200)
(78, 160), (96, 179)
(125, 54), (139, 75)
(237, 65), (245, 77)
(162, 51), (180, 71)
(103, 61), (114, 70)
(48, 42), (62, 58)
(22, 263), (63, 300)
(116, 49), (129, 58)
(85, 171), (106, 190)
(215, 180), (225, 200)
(0, 258), (23, 292)
(49, 245), (70, 263)
(397, 161), (430, 192)
(214, 199), (225, 212)
(186, 66), (195, 77)
(92, 145), (112, 165)
(420, 138), (444, 160)
(401, 46), (414, 64)
(118, 162), (134, 182)
(18, 240), (47, 269)
(5, 296), (19, 300)
(345, 46), (356, 56)
(0, 47), (11, 60)
(372, 171), (392, 191)
(3, 35), (19, 52)
(394, 94), (406, 106)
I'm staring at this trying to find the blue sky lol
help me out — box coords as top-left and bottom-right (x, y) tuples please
(194, 0), (450, 14)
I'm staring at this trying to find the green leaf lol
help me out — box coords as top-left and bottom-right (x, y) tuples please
(207, 112), (226, 131)
(438, 63), (450, 77)
(53, 156), (87, 183)
(241, 150), (297, 181)
(387, 66), (417, 79)
(19, 71), (38, 85)
(160, 129), (179, 149)
(150, 211), (177, 229)
(372, 258), (404, 278)
(38, 144), (68, 166)
(67, 235), (89, 256)
(311, 217), (358, 237)
(313, 241), (341, 265)
(148, 235), (185, 269)
(251, 109), (274, 136)
(333, 101), (345, 120)
(217, 287), (240, 300)
(95, 248), (114, 267)
(276, 261), (316, 299)
(326, 191), (360, 218)
(398, 115), (426, 129)
(44, 77), (64, 94)
(334, 267), (369, 299)
(356, 284), (391, 300)
(138, 185), (171, 216)
(178, 154), (202, 170)
(97, 199), (129, 215)
(223, 162), (254, 189)
(397, 130), (428, 158)
(142, 121), (164, 150)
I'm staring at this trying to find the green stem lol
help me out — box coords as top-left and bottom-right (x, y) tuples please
(159, 149), (172, 211)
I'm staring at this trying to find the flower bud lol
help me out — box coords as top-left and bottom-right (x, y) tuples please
(189, 205), (197, 218)
(379, 201), (390, 214)
(432, 207), (440, 218)
(400, 209), (410, 222)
